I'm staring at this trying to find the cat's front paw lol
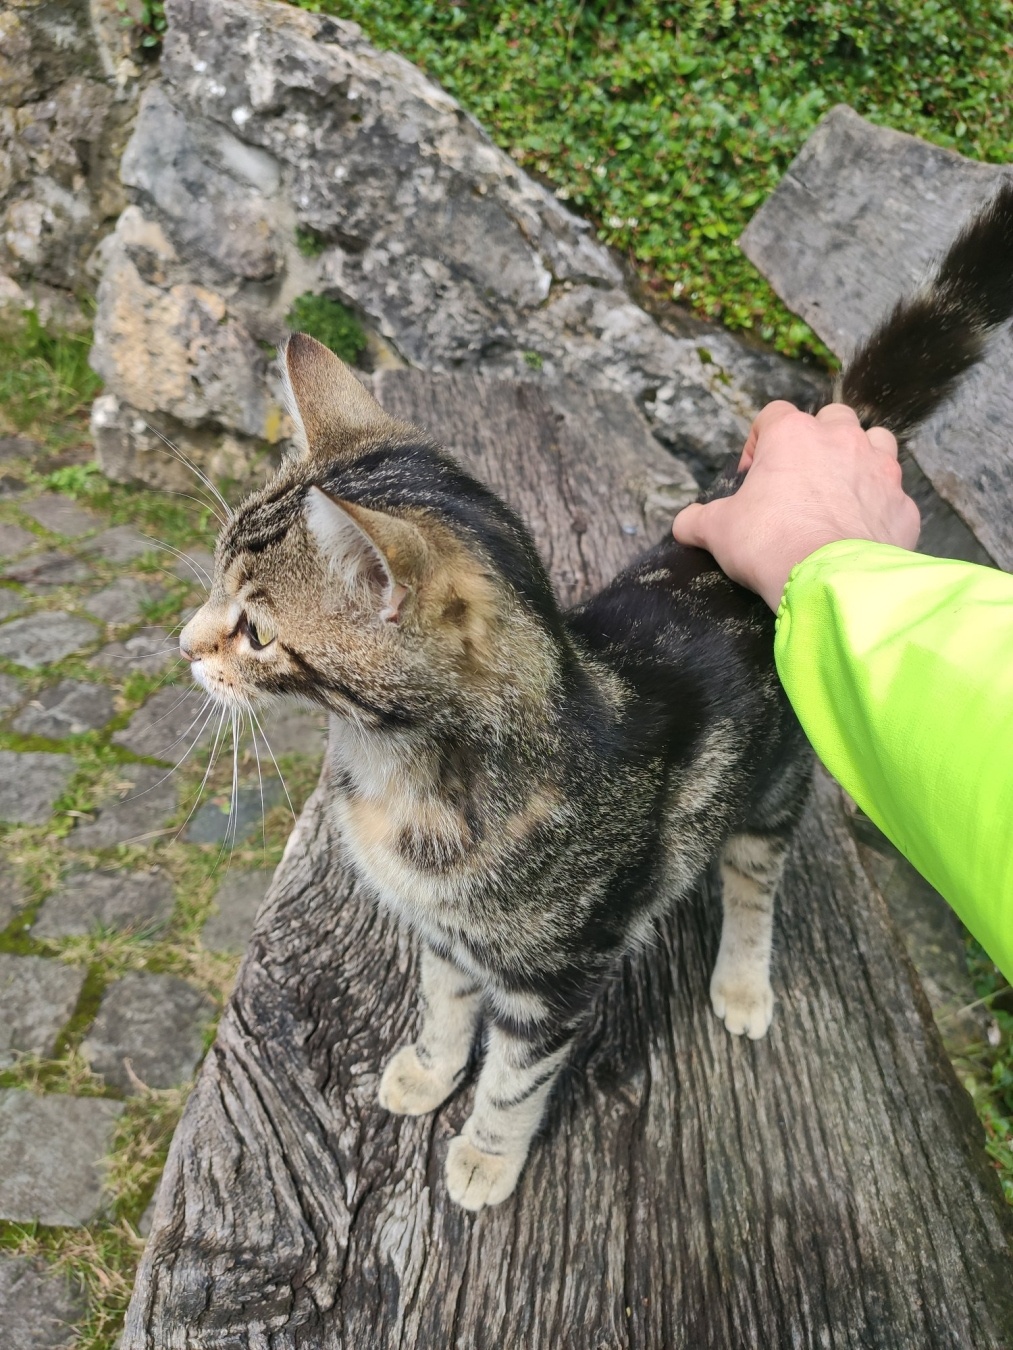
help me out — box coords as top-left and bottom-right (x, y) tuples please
(378, 1045), (458, 1115)
(710, 968), (774, 1040)
(445, 1134), (525, 1210)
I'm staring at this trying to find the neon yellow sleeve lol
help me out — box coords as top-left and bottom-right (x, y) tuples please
(774, 539), (1013, 981)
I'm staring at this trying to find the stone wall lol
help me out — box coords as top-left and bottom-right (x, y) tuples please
(84, 0), (823, 491)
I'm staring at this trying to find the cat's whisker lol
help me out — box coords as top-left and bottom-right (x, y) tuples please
(248, 704), (297, 824)
(147, 686), (203, 729)
(211, 708), (242, 876)
(118, 697), (217, 803)
(248, 712), (268, 861)
(171, 706), (230, 843)
(141, 420), (234, 522)
(142, 536), (214, 589)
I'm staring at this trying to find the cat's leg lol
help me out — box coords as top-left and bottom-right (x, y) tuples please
(378, 945), (482, 1116)
(710, 831), (788, 1040)
(445, 1001), (573, 1210)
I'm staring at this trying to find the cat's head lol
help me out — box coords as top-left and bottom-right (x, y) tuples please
(179, 334), (560, 734)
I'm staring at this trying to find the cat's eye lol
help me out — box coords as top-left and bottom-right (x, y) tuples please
(241, 614), (275, 651)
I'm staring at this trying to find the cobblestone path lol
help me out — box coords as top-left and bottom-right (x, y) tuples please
(0, 432), (327, 1347)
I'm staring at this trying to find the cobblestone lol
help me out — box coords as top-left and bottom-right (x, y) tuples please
(12, 679), (115, 739)
(82, 972), (212, 1093)
(0, 521), (37, 557)
(0, 750), (76, 824)
(3, 550), (92, 587)
(0, 588), (25, 619)
(0, 670), (25, 712)
(84, 577), (165, 625)
(256, 704), (329, 758)
(22, 494), (104, 538)
(0, 862), (29, 931)
(85, 524), (153, 562)
(184, 779), (284, 845)
(0, 1253), (86, 1349)
(0, 612), (100, 666)
(90, 626), (179, 676)
(0, 955), (86, 1066)
(33, 868), (175, 940)
(200, 867), (274, 952)
(170, 547), (214, 587)
(113, 686), (217, 760)
(0, 1091), (123, 1225)
(67, 763), (178, 850)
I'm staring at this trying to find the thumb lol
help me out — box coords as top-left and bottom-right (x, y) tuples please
(672, 500), (710, 548)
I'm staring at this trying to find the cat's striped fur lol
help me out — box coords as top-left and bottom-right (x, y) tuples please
(182, 180), (1013, 1209)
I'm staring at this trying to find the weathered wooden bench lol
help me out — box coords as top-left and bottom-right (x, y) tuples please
(124, 119), (1013, 1349)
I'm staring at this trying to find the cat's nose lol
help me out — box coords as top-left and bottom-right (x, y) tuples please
(179, 618), (197, 662)
(179, 641), (195, 663)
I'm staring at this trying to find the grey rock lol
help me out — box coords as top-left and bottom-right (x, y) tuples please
(90, 627), (179, 676)
(0, 862), (29, 931)
(0, 751), (76, 824)
(0, 955), (86, 1066)
(170, 546), (215, 587)
(0, 473), (27, 498)
(183, 779), (284, 845)
(0, 671), (25, 714)
(81, 972), (212, 1093)
(85, 524), (155, 562)
(0, 1091), (123, 1225)
(0, 436), (43, 461)
(112, 686), (217, 761)
(0, 1253), (85, 1349)
(0, 588), (25, 619)
(84, 577), (166, 625)
(0, 612), (99, 666)
(200, 867), (273, 952)
(88, 0), (810, 484)
(12, 679), (115, 739)
(21, 494), (103, 538)
(67, 763), (178, 850)
(33, 867), (175, 940)
(253, 704), (328, 758)
(3, 550), (92, 587)
(0, 522), (40, 558)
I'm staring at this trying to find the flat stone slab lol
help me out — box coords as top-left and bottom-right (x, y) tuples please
(0, 612), (100, 667)
(170, 547), (214, 587)
(0, 436), (42, 460)
(0, 588), (25, 619)
(67, 763), (178, 850)
(33, 867), (175, 940)
(90, 626), (179, 676)
(183, 779), (284, 845)
(12, 679), (115, 739)
(82, 972), (212, 1094)
(0, 670), (25, 713)
(22, 494), (104, 538)
(0, 862), (29, 931)
(200, 867), (273, 952)
(0, 1090), (123, 1225)
(112, 686), (217, 761)
(3, 550), (91, 587)
(84, 578), (166, 625)
(85, 524), (153, 562)
(0, 955), (86, 1067)
(0, 522), (37, 558)
(0, 751), (76, 824)
(253, 703), (328, 757)
(0, 1253), (86, 1350)
(0, 473), (27, 498)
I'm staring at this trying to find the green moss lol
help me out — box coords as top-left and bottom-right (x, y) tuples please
(286, 293), (368, 365)
(295, 226), (329, 258)
(289, 0), (1013, 359)
(0, 310), (102, 435)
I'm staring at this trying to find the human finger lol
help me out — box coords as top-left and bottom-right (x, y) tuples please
(738, 399), (800, 470)
(672, 501), (708, 548)
(814, 402), (862, 428)
(866, 425), (899, 459)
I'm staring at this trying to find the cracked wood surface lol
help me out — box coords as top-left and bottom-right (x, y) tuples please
(125, 372), (1013, 1348)
(741, 104), (1013, 570)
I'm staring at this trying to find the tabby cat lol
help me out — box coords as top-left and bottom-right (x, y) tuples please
(181, 181), (1013, 1209)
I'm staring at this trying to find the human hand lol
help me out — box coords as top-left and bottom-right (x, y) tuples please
(672, 401), (921, 610)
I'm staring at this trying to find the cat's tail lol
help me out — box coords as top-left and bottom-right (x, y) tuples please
(835, 176), (1013, 437)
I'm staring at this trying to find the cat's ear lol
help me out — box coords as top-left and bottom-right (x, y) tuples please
(304, 486), (424, 622)
(283, 332), (395, 457)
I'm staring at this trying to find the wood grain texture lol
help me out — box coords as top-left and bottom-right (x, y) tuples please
(125, 373), (1013, 1349)
(740, 104), (1013, 569)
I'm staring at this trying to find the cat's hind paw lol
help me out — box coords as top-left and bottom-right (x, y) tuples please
(445, 1135), (524, 1210)
(378, 1045), (458, 1116)
(710, 969), (774, 1040)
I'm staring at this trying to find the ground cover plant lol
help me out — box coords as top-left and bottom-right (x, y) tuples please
(293, 0), (1013, 358)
